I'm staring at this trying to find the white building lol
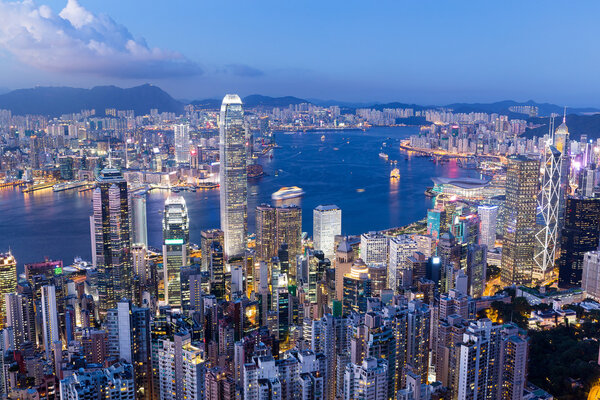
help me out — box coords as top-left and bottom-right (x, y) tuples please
(174, 123), (190, 164)
(158, 332), (206, 400)
(41, 285), (59, 360)
(313, 205), (342, 259)
(477, 205), (498, 249)
(388, 235), (417, 291)
(359, 232), (388, 265)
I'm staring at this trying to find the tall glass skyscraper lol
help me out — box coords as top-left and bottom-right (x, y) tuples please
(91, 167), (132, 315)
(131, 194), (148, 247)
(0, 252), (17, 329)
(501, 156), (539, 286)
(219, 94), (247, 259)
(162, 196), (189, 308)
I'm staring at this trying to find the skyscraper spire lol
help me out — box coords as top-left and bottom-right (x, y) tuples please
(108, 137), (113, 169)
(563, 106), (567, 124)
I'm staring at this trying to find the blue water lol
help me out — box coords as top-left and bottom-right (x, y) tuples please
(0, 126), (479, 267)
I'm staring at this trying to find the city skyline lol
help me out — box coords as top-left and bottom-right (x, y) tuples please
(0, 0), (600, 106)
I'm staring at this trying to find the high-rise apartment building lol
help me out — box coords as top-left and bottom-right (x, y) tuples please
(163, 196), (190, 308)
(558, 197), (600, 287)
(0, 253), (17, 329)
(60, 363), (136, 400)
(501, 156), (539, 286)
(219, 94), (247, 259)
(158, 332), (206, 400)
(343, 357), (388, 400)
(174, 123), (190, 164)
(91, 167), (132, 315)
(388, 235), (417, 292)
(313, 205), (342, 259)
(41, 285), (59, 360)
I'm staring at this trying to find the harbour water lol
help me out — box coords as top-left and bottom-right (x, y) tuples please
(0, 126), (479, 267)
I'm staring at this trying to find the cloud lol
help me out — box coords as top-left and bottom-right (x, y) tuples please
(0, 0), (202, 79)
(221, 64), (264, 77)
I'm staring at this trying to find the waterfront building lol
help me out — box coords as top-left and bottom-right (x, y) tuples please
(313, 205), (342, 260)
(534, 144), (562, 281)
(0, 252), (16, 329)
(359, 231), (388, 265)
(174, 123), (190, 164)
(582, 251), (600, 301)
(501, 156), (539, 286)
(558, 197), (600, 287)
(91, 167), (132, 315)
(219, 94), (247, 259)
(162, 195), (190, 308)
(131, 194), (148, 247)
(388, 235), (417, 292)
(431, 176), (503, 201)
(477, 205), (498, 249)
(427, 209), (444, 240)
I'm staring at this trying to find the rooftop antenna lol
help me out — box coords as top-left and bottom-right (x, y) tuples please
(549, 115), (555, 144)
(563, 106), (567, 124)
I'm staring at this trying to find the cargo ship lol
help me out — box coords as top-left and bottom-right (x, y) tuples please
(271, 186), (305, 201)
(247, 163), (265, 178)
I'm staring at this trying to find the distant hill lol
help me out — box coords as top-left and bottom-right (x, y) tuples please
(0, 84), (184, 116)
(524, 113), (600, 139)
(443, 100), (600, 117)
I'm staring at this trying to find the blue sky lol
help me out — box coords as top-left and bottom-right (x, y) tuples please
(0, 0), (599, 106)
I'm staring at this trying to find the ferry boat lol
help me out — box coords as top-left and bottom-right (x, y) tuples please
(53, 180), (87, 192)
(320, 135), (325, 142)
(379, 152), (389, 161)
(390, 168), (400, 180)
(271, 186), (305, 201)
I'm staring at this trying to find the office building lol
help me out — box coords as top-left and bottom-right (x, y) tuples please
(534, 144), (562, 280)
(477, 205), (498, 249)
(558, 197), (600, 287)
(91, 167), (132, 315)
(342, 264), (372, 315)
(201, 229), (224, 271)
(174, 123), (190, 164)
(255, 204), (302, 279)
(501, 156), (539, 286)
(0, 253), (16, 329)
(335, 239), (354, 300)
(163, 195), (190, 307)
(5, 292), (33, 349)
(219, 94), (247, 259)
(313, 205), (342, 259)
(359, 232), (388, 265)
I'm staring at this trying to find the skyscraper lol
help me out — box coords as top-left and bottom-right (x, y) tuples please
(553, 116), (571, 237)
(162, 196), (190, 307)
(359, 232), (388, 265)
(534, 144), (562, 281)
(501, 156), (539, 286)
(342, 264), (372, 315)
(477, 205), (498, 249)
(388, 235), (417, 292)
(313, 205), (342, 259)
(219, 94), (247, 259)
(558, 197), (600, 287)
(41, 285), (59, 360)
(0, 252), (17, 329)
(255, 204), (302, 280)
(91, 167), (132, 315)
(174, 123), (190, 164)
(131, 194), (148, 247)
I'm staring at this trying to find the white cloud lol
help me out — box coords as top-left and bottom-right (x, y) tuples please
(0, 0), (202, 79)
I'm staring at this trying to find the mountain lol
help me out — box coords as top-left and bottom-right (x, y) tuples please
(524, 113), (600, 139)
(0, 84), (184, 116)
(443, 100), (600, 117)
(191, 94), (310, 109)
